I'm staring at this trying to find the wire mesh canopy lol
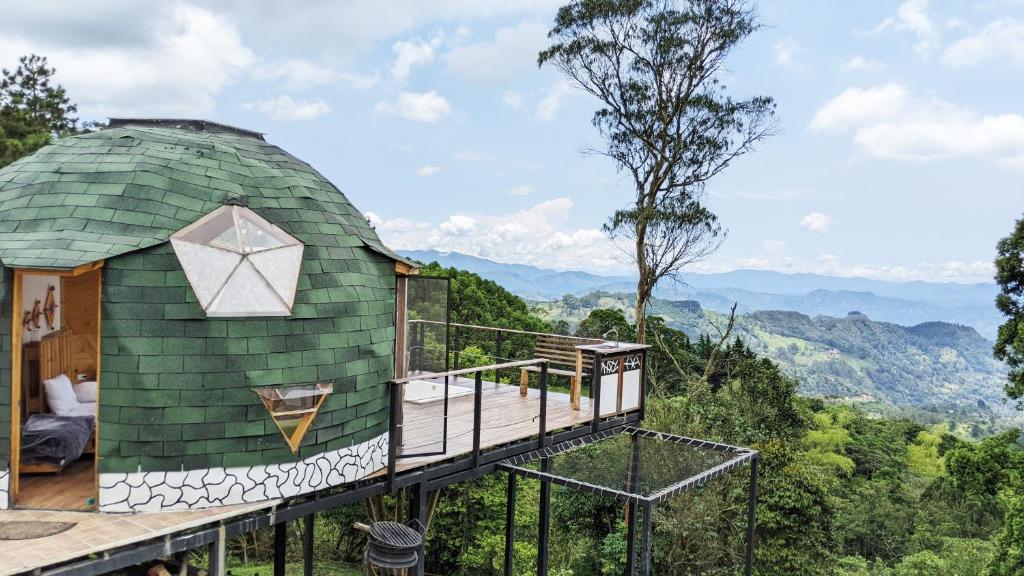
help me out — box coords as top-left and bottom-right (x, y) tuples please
(500, 427), (756, 505)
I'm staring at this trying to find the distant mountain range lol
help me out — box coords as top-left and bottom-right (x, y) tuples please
(402, 250), (1002, 338)
(533, 291), (1019, 431)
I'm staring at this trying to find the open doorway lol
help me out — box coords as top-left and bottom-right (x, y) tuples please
(10, 265), (102, 511)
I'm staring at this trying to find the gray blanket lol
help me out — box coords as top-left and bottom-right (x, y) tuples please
(20, 414), (94, 467)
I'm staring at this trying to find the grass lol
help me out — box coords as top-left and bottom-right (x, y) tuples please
(226, 561), (362, 576)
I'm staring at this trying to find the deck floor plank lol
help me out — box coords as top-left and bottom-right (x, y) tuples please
(395, 380), (595, 471)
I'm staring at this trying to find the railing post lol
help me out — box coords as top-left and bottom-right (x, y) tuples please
(387, 381), (401, 492)
(453, 325), (461, 371)
(591, 352), (602, 433)
(538, 362), (549, 449)
(504, 471), (517, 576)
(472, 370), (483, 468)
(495, 329), (505, 383)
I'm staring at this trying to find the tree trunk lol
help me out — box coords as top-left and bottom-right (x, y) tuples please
(635, 287), (647, 344)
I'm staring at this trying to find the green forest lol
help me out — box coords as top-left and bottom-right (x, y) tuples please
(223, 264), (1023, 576)
(534, 291), (1021, 435)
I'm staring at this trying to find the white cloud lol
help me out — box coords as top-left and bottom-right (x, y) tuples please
(864, 0), (938, 57)
(942, 19), (1024, 67)
(454, 150), (482, 162)
(369, 198), (630, 272)
(439, 214), (477, 236)
(391, 33), (443, 83)
(375, 90), (453, 122)
(508, 185), (534, 196)
(763, 240), (787, 257)
(800, 212), (832, 233)
(254, 61), (381, 90)
(843, 55), (885, 72)
(0, 4), (255, 117)
(444, 20), (549, 82)
(502, 90), (525, 109)
(536, 80), (573, 121)
(244, 95), (331, 120)
(416, 165), (441, 177)
(810, 83), (1024, 165)
(773, 38), (800, 69)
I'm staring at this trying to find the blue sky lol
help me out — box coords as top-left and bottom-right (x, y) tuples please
(2, 1), (1022, 282)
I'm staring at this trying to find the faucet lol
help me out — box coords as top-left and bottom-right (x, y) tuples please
(602, 327), (619, 347)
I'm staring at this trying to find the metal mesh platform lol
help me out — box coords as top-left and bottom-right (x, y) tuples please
(499, 427), (756, 505)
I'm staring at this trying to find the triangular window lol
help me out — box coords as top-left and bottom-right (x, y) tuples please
(171, 205), (303, 317)
(255, 383), (333, 453)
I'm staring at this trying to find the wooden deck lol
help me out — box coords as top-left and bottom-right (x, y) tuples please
(0, 500), (277, 576)
(1, 379), (602, 574)
(394, 378), (595, 472)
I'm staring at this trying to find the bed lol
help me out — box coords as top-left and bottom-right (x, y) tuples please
(20, 414), (95, 471)
(20, 330), (97, 474)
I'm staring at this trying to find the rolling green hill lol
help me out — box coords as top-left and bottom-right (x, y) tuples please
(533, 291), (1020, 431)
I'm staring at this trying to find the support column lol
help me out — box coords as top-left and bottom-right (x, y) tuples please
(504, 472), (517, 576)
(538, 460), (552, 576)
(625, 501), (637, 576)
(208, 525), (226, 576)
(625, 434), (640, 576)
(273, 521), (287, 576)
(745, 455), (759, 576)
(640, 503), (653, 576)
(412, 479), (429, 576)
(303, 514), (314, 576)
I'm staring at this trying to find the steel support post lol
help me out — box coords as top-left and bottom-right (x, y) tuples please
(640, 503), (653, 576)
(412, 479), (429, 576)
(504, 471), (517, 576)
(538, 459), (551, 576)
(208, 525), (226, 576)
(302, 514), (314, 576)
(273, 521), (287, 576)
(745, 454), (759, 576)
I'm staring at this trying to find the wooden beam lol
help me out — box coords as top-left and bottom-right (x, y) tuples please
(395, 261), (419, 276)
(16, 260), (105, 278)
(9, 268), (23, 501)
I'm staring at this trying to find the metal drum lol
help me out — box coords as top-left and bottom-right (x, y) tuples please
(363, 521), (421, 573)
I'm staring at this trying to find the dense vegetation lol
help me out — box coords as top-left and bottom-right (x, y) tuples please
(0, 54), (81, 168)
(535, 291), (1020, 435)
(218, 264), (1022, 575)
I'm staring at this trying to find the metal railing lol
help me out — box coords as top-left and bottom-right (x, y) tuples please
(386, 342), (648, 489)
(387, 359), (551, 489)
(405, 319), (602, 389)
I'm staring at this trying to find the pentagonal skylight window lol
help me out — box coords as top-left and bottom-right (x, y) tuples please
(170, 205), (303, 317)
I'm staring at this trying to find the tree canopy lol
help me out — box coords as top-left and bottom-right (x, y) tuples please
(0, 54), (79, 168)
(994, 216), (1024, 407)
(539, 0), (775, 341)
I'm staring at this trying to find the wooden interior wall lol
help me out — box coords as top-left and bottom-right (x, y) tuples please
(61, 269), (101, 378)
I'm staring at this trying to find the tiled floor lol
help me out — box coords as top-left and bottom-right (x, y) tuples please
(0, 500), (278, 575)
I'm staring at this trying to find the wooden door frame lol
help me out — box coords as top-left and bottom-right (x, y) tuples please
(9, 261), (103, 506)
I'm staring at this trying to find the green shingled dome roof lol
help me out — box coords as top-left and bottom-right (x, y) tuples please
(0, 119), (404, 269)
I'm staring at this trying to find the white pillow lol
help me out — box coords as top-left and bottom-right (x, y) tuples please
(74, 380), (98, 403)
(43, 374), (80, 416)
